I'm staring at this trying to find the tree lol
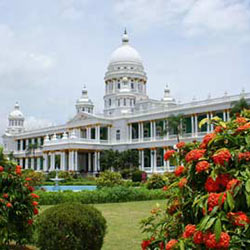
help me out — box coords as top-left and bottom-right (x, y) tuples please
(230, 97), (249, 117)
(165, 114), (184, 143)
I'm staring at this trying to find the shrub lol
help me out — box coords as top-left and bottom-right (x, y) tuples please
(141, 110), (250, 249)
(120, 168), (132, 179)
(35, 186), (166, 205)
(96, 171), (123, 188)
(35, 203), (106, 250)
(23, 169), (45, 187)
(146, 174), (167, 189)
(0, 147), (40, 247)
(132, 170), (144, 182)
(46, 171), (56, 181)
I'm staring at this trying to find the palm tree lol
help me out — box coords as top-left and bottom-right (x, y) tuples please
(230, 98), (249, 117)
(165, 114), (184, 143)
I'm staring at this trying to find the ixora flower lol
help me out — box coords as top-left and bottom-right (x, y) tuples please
(193, 231), (203, 244)
(236, 122), (250, 133)
(214, 126), (223, 133)
(15, 165), (22, 175)
(227, 212), (250, 226)
(204, 232), (230, 249)
(205, 174), (231, 193)
(202, 133), (216, 147)
(185, 149), (206, 163)
(164, 150), (175, 161)
(212, 149), (231, 166)
(226, 179), (240, 191)
(27, 219), (33, 225)
(182, 224), (196, 238)
(196, 161), (210, 173)
(165, 239), (178, 250)
(141, 239), (151, 250)
(238, 151), (250, 161)
(236, 117), (247, 124)
(174, 165), (185, 177)
(208, 192), (227, 212)
(30, 193), (40, 199)
(6, 202), (12, 208)
(176, 141), (185, 149)
(0, 166), (4, 172)
(178, 178), (187, 188)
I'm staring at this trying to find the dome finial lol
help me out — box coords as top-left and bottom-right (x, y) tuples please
(122, 28), (129, 44)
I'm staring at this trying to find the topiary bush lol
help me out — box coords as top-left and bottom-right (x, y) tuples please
(35, 203), (106, 250)
(132, 170), (144, 182)
(0, 147), (40, 247)
(146, 173), (167, 189)
(96, 170), (123, 188)
(141, 110), (250, 249)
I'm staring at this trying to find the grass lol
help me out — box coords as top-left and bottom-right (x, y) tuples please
(40, 199), (166, 250)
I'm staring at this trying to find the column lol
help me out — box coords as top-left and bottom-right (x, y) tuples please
(88, 152), (92, 172)
(19, 158), (23, 167)
(138, 150), (142, 170)
(150, 149), (154, 172)
(37, 157), (41, 171)
(95, 125), (100, 142)
(43, 154), (48, 172)
(154, 149), (157, 172)
(141, 150), (144, 171)
(138, 122), (141, 141)
(223, 110), (226, 122)
(141, 122), (144, 141)
(210, 113), (214, 131)
(227, 110), (230, 121)
(163, 148), (167, 171)
(129, 124), (132, 142)
(31, 158), (34, 170)
(50, 153), (55, 171)
(74, 151), (78, 171)
(60, 152), (65, 171)
(150, 121), (153, 141)
(25, 158), (28, 169)
(127, 124), (130, 142)
(194, 114), (198, 137)
(191, 115), (194, 137)
(108, 126), (111, 142)
(206, 113), (210, 133)
(97, 151), (100, 171)
(94, 151), (98, 173)
(87, 127), (91, 140)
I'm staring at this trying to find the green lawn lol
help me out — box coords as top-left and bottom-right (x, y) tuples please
(40, 200), (166, 250)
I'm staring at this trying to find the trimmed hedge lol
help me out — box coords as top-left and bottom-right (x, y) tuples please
(35, 186), (166, 205)
(42, 181), (95, 186)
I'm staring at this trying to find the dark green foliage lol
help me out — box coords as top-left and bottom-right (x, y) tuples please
(96, 171), (123, 188)
(146, 174), (167, 189)
(120, 168), (132, 179)
(35, 186), (166, 205)
(132, 170), (144, 182)
(166, 114), (184, 142)
(230, 97), (249, 117)
(35, 203), (106, 250)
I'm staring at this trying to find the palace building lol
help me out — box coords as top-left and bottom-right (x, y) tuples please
(2, 31), (250, 174)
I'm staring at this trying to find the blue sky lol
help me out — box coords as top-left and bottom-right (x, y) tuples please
(0, 0), (250, 140)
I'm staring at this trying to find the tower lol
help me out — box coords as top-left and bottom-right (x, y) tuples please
(103, 30), (148, 116)
(7, 102), (25, 134)
(162, 84), (176, 107)
(75, 85), (94, 114)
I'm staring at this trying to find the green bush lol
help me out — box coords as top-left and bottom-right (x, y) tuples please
(131, 170), (144, 182)
(46, 171), (56, 181)
(23, 169), (45, 187)
(35, 203), (106, 250)
(35, 186), (166, 205)
(120, 168), (131, 179)
(146, 174), (167, 189)
(96, 171), (123, 188)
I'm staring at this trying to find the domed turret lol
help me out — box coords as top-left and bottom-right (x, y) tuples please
(7, 102), (25, 134)
(104, 30), (148, 116)
(75, 85), (94, 114)
(162, 84), (176, 107)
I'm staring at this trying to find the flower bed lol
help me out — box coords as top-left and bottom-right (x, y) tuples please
(141, 110), (250, 249)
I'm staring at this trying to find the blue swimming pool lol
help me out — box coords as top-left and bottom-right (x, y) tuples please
(42, 185), (96, 192)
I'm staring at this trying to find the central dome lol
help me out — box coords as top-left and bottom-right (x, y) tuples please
(109, 30), (143, 65)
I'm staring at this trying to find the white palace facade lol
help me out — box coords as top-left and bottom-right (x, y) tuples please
(2, 31), (250, 174)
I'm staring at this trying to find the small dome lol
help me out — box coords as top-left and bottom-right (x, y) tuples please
(9, 102), (24, 119)
(109, 30), (143, 65)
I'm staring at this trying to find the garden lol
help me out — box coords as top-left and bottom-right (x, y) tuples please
(0, 108), (249, 249)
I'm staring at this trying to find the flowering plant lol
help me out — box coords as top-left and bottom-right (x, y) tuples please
(141, 110), (250, 249)
(0, 147), (39, 248)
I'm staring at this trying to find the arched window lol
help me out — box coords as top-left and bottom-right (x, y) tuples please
(116, 130), (120, 141)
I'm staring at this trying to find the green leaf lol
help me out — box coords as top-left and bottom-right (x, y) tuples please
(204, 217), (216, 230)
(214, 219), (221, 242)
(199, 118), (208, 129)
(180, 240), (185, 250)
(199, 215), (210, 230)
(226, 191), (235, 210)
(246, 180), (250, 193)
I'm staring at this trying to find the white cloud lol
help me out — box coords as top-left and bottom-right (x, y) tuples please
(113, 0), (250, 36)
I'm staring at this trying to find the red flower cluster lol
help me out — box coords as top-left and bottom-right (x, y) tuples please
(185, 149), (206, 163)
(15, 165), (22, 176)
(238, 151), (250, 162)
(30, 193), (40, 199)
(226, 179), (240, 191)
(214, 126), (223, 134)
(174, 165), (185, 177)
(27, 219), (33, 225)
(33, 207), (39, 215)
(3, 193), (8, 198)
(0, 166), (4, 172)
(193, 231), (203, 244)
(182, 224), (196, 238)
(204, 232), (230, 249)
(208, 192), (227, 212)
(236, 117), (247, 124)
(202, 133), (216, 147)
(205, 174), (230, 192)
(165, 239), (178, 250)
(236, 123), (250, 133)
(6, 202), (12, 208)
(176, 142), (185, 149)
(196, 161), (210, 173)
(178, 178), (187, 188)
(162, 186), (168, 191)
(227, 211), (250, 226)
(212, 149), (231, 166)
(141, 239), (151, 250)
(164, 150), (175, 161)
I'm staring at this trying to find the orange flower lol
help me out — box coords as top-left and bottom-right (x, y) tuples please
(182, 224), (196, 238)
(162, 186), (168, 191)
(165, 239), (178, 250)
(202, 133), (216, 147)
(176, 142), (185, 149)
(32, 201), (38, 206)
(208, 192), (226, 212)
(174, 166), (185, 177)
(27, 219), (33, 225)
(164, 150), (175, 161)
(226, 179), (240, 191)
(0, 166), (4, 172)
(33, 208), (39, 215)
(236, 117), (247, 124)
(196, 161), (210, 173)
(193, 231), (203, 244)
(185, 149), (206, 162)
(212, 149), (231, 166)
(6, 202), (12, 208)
(30, 193), (40, 199)
(238, 152), (250, 162)
(214, 126), (223, 133)
(236, 123), (250, 132)
(204, 232), (230, 249)
(178, 178), (187, 188)
(228, 211), (250, 226)
(3, 193), (8, 199)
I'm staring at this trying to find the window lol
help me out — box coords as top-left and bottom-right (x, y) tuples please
(17, 140), (21, 151)
(82, 107), (85, 111)
(116, 130), (120, 141)
(109, 99), (111, 106)
(131, 83), (134, 89)
(123, 99), (126, 106)
(118, 99), (120, 106)
(118, 83), (120, 89)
